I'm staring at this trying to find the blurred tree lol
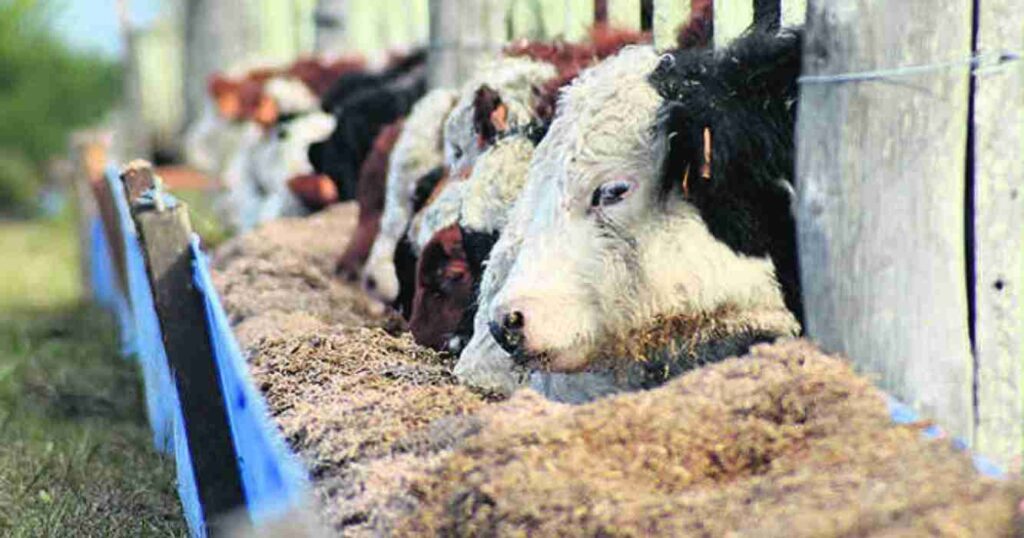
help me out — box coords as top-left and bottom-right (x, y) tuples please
(0, 0), (122, 215)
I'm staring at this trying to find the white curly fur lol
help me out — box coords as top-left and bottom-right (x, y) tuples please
(361, 88), (458, 302)
(443, 56), (556, 178)
(459, 135), (535, 233)
(217, 112), (336, 232)
(263, 76), (320, 115)
(458, 46), (799, 398)
(408, 180), (464, 253)
(488, 45), (797, 373)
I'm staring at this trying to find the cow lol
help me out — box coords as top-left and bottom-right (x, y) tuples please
(475, 31), (803, 402)
(360, 89), (458, 305)
(406, 31), (656, 354)
(308, 67), (427, 202)
(407, 134), (536, 352)
(408, 224), (475, 350)
(183, 74), (247, 176)
(441, 56), (556, 179)
(361, 56), (553, 309)
(319, 48), (428, 115)
(286, 55), (367, 98)
(335, 120), (404, 281)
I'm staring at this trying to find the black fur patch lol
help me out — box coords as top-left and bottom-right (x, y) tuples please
(315, 73), (427, 201)
(393, 229), (418, 320)
(320, 48), (427, 113)
(472, 85), (504, 147)
(649, 29), (804, 324)
(451, 226), (502, 350)
(410, 165), (446, 214)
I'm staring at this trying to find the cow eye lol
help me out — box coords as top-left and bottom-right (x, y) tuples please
(590, 179), (636, 208)
(452, 145), (463, 160)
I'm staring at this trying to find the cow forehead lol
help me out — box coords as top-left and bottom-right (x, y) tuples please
(532, 46), (663, 201)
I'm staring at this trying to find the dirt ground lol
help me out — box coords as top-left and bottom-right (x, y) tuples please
(213, 203), (1024, 537)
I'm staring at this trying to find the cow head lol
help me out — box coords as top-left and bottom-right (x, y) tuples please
(409, 225), (477, 350)
(488, 35), (802, 377)
(443, 57), (556, 178)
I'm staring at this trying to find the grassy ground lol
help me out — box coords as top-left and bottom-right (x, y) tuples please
(0, 210), (186, 536)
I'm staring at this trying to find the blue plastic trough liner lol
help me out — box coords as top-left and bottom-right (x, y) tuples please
(90, 167), (308, 536)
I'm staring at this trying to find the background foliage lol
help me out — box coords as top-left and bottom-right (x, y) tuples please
(0, 0), (122, 216)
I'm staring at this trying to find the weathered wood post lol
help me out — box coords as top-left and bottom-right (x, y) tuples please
(69, 132), (106, 299)
(314, 0), (349, 54)
(795, 0), (975, 440)
(608, 0), (641, 29)
(595, 0), (608, 25)
(652, 0), (689, 49)
(183, 0), (262, 125)
(713, 0), (752, 47)
(119, 161), (246, 532)
(971, 0), (1024, 469)
(428, 0), (508, 89)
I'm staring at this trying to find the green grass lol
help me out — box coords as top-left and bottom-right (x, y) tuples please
(0, 211), (186, 537)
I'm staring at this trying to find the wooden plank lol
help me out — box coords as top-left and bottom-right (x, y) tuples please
(653, 0), (690, 49)
(972, 0), (1024, 469)
(641, 0), (654, 31)
(428, 0), (508, 89)
(780, 0), (805, 26)
(595, 0), (608, 24)
(608, 0), (641, 29)
(121, 164), (246, 532)
(795, 0), (975, 440)
(713, 0), (753, 48)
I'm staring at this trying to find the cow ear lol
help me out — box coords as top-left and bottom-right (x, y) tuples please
(472, 84), (504, 148)
(658, 103), (706, 202)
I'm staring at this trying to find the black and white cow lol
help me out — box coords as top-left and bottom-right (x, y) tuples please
(461, 30), (804, 401)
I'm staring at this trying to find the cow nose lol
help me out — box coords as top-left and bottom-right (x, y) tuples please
(364, 276), (377, 293)
(489, 310), (525, 356)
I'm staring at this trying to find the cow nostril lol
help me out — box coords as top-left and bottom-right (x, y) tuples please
(364, 276), (377, 292)
(503, 310), (524, 330)
(490, 312), (526, 358)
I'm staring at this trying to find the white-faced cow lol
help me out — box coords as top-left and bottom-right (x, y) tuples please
(463, 31), (804, 401)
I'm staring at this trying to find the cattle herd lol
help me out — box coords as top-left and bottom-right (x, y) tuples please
(184, 9), (807, 404)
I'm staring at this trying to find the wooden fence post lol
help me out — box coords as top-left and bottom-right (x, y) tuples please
(713, 0), (752, 47)
(608, 0), (641, 30)
(314, 0), (349, 54)
(69, 133), (103, 300)
(119, 162), (246, 532)
(428, 0), (508, 89)
(971, 0), (1024, 469)
(780, 0), (805, 27)
(653, 0), (690, 49)
(795, 0), (975, 440)
(595, 0), (608, 24)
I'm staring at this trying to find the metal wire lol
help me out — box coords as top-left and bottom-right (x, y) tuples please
(797, 50), (1022, 85)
